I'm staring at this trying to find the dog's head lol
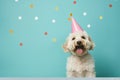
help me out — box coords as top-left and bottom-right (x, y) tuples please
(63, 31), (95, 56)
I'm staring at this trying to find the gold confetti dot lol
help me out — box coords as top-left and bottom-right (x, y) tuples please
(70, 13), (73, 16)
(68, 17), (71, 21)
(9, 29), (14, 34)
(99, 16), (103, 20)
(52, 38), (57, 42)
(55, 6), (59, 11)
(30, 4), (34, 8)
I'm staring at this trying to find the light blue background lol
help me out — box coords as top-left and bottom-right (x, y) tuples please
(0, 0), (120, 77)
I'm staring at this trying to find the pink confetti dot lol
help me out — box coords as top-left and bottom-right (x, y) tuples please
(19, 42), (23, 46)
(73, 1), (77, 4)
(109, 4), (112, 8)
(44, 32), (48, 35)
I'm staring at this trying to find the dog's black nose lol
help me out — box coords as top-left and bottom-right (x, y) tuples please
(77, 41), (81, 45)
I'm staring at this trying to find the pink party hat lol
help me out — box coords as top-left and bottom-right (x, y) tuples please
(71, 17), (83, 33)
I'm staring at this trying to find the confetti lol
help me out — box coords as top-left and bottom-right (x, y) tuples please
(87, 24), (91, 28)
(52, 38), (57, 42)
(9, 29), (14, 34)
(70, 13), (73, 16)
(68, 17), (71, 21)
(34, 16), (39, 20)
(15, 0), (19, 2)
(19, 42), (23, 46)
(73, 0), (77, 4)
(109, 4), (112, 8)
(52, 19), (56, 23)
(99, 16), (103, 20)
(55, 6), (59, 11)
(30, 4), (34, 8)
(83, 12), (87, 16)
(18, 16), (22, 20)
(44, 32), (48, 35)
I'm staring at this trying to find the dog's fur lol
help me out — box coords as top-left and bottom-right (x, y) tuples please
(63, 31), (96, 78)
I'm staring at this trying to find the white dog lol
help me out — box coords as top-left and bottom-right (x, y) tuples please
(63, 31), (96, 78)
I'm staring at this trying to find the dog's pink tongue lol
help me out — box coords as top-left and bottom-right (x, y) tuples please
(76, 49), (83, 54)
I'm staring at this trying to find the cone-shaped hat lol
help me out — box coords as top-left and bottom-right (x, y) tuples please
(71, 17), (83, 33)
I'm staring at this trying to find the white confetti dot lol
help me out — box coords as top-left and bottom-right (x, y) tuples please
(87, 24), (91, 28)
(83, 12), (87, 16)
(52, 19), (56, 23)
(35, 16), (39, 20)
(18, 16), (22, 20)
(15, 0), (19, 2)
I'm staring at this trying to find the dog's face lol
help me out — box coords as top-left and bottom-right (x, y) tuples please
(63, 31), (94, 56)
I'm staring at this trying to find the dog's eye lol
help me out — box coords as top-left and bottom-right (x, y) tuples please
(72, 37), (75, 40)
(81, 36), (86, 39)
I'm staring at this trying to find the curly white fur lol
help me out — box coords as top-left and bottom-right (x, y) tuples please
(63, 31), (96, 78)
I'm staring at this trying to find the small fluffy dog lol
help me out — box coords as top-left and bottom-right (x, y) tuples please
(63, 31), (96, 78)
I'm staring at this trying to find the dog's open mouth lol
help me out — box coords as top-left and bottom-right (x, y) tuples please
(74, 45), (85, 54)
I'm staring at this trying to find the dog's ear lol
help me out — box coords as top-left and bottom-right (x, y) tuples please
(62, 40), (69, 53)
(88, 36), (95, 50)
